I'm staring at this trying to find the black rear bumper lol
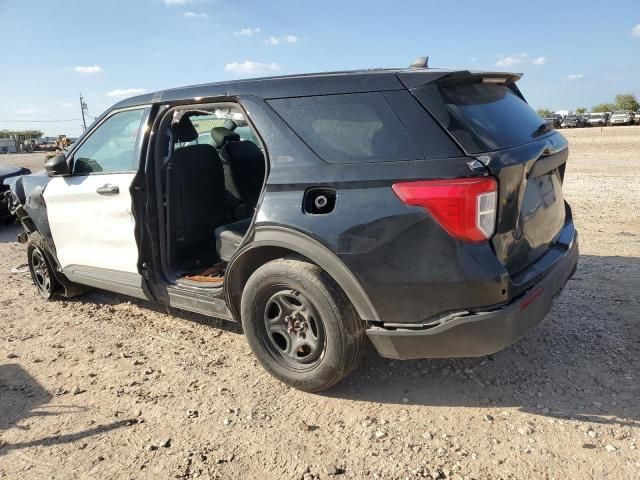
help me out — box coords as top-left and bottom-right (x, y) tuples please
(367, 223), (578, 360)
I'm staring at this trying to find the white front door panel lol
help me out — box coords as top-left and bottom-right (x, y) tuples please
(44, 173), (139, 273)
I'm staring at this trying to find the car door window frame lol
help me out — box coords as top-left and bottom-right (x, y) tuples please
(68, 105), (151, 176)
(151, 98), (269, 280)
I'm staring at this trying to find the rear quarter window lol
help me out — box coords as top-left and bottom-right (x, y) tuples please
(413, 82), (549, 154)
(268, 92), (423, 163)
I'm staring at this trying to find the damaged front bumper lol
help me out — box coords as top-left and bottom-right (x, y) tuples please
(367, 225), (579, 360)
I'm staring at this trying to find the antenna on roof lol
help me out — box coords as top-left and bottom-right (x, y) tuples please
(410, 56), (429, 69)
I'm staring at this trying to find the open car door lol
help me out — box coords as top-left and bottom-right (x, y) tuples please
(43, 107), (151, 296)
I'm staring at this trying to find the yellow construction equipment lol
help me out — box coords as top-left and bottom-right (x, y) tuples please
(45, 135), (72, 158)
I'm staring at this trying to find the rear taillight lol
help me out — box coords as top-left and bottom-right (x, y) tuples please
(392, 177), (498, 243)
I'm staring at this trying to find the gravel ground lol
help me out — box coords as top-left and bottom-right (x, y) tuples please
(1, 127), (639, 479)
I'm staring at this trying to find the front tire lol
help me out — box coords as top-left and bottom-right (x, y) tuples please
(27, 243), (60, 299)
(241, 257), (366, 392)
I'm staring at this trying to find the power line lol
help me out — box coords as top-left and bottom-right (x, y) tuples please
(0, 92), (83, 97)
(0, 119), (82, 123)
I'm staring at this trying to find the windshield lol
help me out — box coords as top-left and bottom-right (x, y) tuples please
(613, 111), (629, 115)
(413, 82), (550, 154)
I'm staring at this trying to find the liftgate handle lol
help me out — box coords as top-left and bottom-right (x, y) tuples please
(96, 184), (120, 195)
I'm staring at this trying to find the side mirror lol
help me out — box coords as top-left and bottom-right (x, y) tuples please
(44, 153), (70, 176)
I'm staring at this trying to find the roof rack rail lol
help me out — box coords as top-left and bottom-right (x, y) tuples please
(410, 56), (429, 69)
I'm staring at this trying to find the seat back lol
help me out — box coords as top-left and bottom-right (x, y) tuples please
(223, 141), (265, 210)
(211, 127), (244, 209)
(167, 118), (226, 264)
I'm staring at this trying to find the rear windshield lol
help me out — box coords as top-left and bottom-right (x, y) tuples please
(413, 82), (549, 154)
(268, 93), (423, 163)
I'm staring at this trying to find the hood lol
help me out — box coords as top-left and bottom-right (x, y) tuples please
(0, 165), (31, 183)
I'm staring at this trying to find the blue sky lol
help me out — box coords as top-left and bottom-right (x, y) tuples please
(1, 0), (639, 136)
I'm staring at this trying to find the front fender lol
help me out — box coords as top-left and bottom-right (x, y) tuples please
(9, 173), (59, 260)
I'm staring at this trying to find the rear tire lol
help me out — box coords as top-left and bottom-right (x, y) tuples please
(240, 257), (366, 392)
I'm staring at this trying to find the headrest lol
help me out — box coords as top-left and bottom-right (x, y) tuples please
(172, 115), (198, 142)
(211, 127), (240, 148)
(219, 118), (238, 130)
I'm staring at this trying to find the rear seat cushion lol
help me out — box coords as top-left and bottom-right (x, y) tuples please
(215, 218), (251, 262)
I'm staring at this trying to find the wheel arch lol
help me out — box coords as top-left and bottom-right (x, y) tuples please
(224, 226), (380, 323)
(26, 231), (87, 298)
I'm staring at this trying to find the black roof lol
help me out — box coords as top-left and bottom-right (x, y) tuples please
(112, 67), (521, 109)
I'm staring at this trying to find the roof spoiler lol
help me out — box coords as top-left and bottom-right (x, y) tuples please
(397, 69), (522, 89)
(436, 71), (522, 87)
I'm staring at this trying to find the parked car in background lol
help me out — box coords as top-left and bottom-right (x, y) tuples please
(1, 165), (31, 224)
(586, 112), (607, 127)
(577, 114), (589, 127)
(609, 110), (634, 126)
(544, 114), (562, 128)
(31, 139), (46, 151)
(7, 62), (579, 391)
(40, 138), (57, 151)
(561, 115), (579, 128)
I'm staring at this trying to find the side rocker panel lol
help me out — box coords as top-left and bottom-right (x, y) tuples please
(63, 265), (147, 300)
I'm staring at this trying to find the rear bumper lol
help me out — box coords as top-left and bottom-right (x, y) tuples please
(367, 225), (578, 360)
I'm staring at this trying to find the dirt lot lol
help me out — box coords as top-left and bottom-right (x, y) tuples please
(1, 127), (639, 480)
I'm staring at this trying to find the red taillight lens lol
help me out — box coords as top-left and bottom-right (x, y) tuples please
(392, 177), (498, 243)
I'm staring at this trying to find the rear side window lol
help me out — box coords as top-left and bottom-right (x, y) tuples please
(413, 82), (548, 154)
(268, 93), (422, 163)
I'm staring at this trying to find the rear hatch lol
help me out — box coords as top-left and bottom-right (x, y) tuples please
(400, 71), (568, 275)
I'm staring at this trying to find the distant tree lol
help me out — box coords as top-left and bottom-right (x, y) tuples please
(575, 107), (587, 115)
(592, 103), (615, 113)
(0, 129), (44, 139)
(536, 108), (553, 117)
(613, 94), (639, 112)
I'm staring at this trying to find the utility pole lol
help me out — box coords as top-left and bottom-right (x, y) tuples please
(79, 93), (87, 131)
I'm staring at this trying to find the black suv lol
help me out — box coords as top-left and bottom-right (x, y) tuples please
(1, 165), (31, 224)
(6, 61), (578, 392)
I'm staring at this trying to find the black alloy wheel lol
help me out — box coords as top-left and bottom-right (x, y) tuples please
(27, 244), (58, 299)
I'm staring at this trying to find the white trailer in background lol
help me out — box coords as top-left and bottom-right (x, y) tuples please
(0, 138), (18, 154)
